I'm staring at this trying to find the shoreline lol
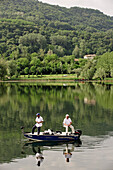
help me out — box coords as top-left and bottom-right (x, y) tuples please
(0, 78), (113, 83)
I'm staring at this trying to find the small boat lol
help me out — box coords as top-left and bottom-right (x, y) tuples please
(21, 127), (82, 142)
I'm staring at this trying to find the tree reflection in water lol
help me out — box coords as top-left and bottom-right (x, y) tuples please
(1, 82), (113, 163)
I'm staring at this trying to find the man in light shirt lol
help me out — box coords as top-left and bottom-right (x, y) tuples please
(63, 114), (75, 135)
(32, 113), (44, 135)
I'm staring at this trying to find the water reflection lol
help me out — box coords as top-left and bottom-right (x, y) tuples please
(33, 146), (44, 166)
(1, 82), (113, 166)
(1, 136), (113, 170)
(22, 139), (82, 166)
(1, 82), (113, 136)
(63, 144), (74, 162)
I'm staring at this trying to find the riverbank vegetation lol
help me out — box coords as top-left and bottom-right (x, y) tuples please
(0, 0), (113, 80)
(1, 52), (113, 81)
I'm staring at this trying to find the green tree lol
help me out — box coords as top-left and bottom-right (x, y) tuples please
(30, 66), (36, 75)
(30, 57), (41, 67)
(72, 45), (79, 58)
(93, 68), (106, 80)
(79, 40), (86, 57)
(7, 60), (17, 77)
(96, 52), (112, 77)
(17, 58), (29, 73)
(0, 59), (7, 80)
(53, 46), (65, 57)
(79, 60), (96, 79)
(24, 67), (29, 75)
(74, 68), (82, 77)
(19, 33), (47, 53)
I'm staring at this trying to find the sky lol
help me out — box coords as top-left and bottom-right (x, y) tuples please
(38, 0), (113, 17)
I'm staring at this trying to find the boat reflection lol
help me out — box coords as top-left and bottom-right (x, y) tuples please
(22, 139), (82, 166)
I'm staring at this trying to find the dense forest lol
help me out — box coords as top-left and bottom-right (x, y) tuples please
(0, 0), (113, 78)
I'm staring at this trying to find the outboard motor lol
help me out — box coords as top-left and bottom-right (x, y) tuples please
(75, 129), (82, 137)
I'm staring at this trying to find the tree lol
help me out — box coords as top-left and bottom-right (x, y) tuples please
(86, 67), (95, 80)
(24, 67), (29, 75)
(17, 58), (29, 73)
(79, 60), (96, 79)
(30, 57), (41, 67)
(72, 45), (79, 58)
(7, 60), (17, 77)
(67, 64), (72, 74)
(9, 49), (20, 60)
(0, 59), (7, 80)
(30, 66), (36, 75)
(74, 68), (82, 77)
(38, 49), (45, 60)
(93, 68), (106, 80)
(19, 33), (47, 53)
(79, 40), (86, 57)
(96, 52), (112, 77)
(50, 35), (68, 48)
(53, 46), (65, 57)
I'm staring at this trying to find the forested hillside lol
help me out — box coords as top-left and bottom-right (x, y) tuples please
(0, 0), (113, 78)
(1, 0), (113, 30)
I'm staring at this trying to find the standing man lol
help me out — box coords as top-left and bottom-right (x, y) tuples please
(63, 114), (75, 135)
(32, 113), (44, 135)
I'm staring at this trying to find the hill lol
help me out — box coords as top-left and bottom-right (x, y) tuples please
(0, 0), (113, 31)
(0, 0), (113, 78)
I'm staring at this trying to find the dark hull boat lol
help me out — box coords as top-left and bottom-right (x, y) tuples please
(22, 128), (82, 142)
(24, 133), (78, 141)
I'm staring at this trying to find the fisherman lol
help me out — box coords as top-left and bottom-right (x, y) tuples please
(63, 114), (75, 135)
(32, 113), (44, 135)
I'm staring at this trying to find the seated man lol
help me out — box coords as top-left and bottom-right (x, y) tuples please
(63, 114), (75, 135)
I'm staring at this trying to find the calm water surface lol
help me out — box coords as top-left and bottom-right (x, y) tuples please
(0, 82), (113, 170)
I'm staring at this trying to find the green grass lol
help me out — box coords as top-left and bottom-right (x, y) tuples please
(18, 74), (78, 80)
(1, 74), (80, 82)
(105, 78), (113, 80)
(3, 74), (113, 83)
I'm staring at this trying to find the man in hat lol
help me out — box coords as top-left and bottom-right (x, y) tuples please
(32, 113), (44, 135)
(63, 114), (75, 135)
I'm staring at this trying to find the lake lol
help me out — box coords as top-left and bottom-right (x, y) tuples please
(0, 82), (113, 170)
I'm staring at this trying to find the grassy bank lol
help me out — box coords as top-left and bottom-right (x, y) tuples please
(19, 74), (77, 80)
(1, 74), (113, 83)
